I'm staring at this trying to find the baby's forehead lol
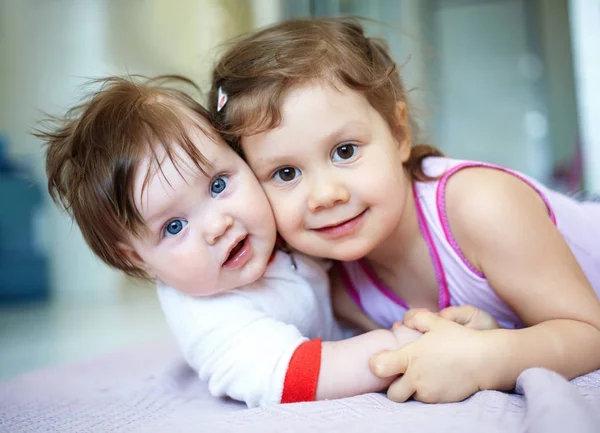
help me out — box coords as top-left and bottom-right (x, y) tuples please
(133, 139), (209, 201)
(144, 142), (208, 183)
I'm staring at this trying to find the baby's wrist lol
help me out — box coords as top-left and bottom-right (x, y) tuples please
(390, 322), (422, 347)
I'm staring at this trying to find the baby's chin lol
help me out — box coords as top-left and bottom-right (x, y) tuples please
(230, 252), (273, 288)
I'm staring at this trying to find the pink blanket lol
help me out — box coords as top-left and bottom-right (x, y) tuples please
(1, 339), (599, 432)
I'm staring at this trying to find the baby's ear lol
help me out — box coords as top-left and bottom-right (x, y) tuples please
(117, 242), (155, 278)
(393, 101), (411, 162)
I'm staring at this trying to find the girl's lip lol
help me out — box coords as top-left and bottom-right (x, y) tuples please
(313, 210), (367, 239)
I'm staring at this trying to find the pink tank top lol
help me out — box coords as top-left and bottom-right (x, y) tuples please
(337, 157), (600, 330)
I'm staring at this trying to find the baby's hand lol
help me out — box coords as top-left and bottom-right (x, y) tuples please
(390, 322), (422, 347)
(437, 305), (500, 330)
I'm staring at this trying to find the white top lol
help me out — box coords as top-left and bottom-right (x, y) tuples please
(157, 251), (346, 408)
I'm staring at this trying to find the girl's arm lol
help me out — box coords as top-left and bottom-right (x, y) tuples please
(371, 167), (600, 402)
(317, 267), (498, 400)
(447, 168), (600, 388)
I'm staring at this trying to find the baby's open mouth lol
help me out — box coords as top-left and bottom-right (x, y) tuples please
(224, 236), (247, 265)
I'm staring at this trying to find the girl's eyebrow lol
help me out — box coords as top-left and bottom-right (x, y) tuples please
(252, 155), (286, 170)
(321, 120), (368, 144)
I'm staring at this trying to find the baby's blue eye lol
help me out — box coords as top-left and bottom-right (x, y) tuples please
(164, 219), (187, 237)
(210, 175), (229, 197)
(332, 144), (358, 162)
(274, 167), (301, 183)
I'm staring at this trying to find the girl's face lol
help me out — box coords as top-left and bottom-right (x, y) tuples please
(126, 125), (276, 296)
(241, 82), (411, 261)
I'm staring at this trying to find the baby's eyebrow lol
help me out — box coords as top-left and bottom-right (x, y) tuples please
(145, 206), (171, 228)
(139, 180), (184, 229)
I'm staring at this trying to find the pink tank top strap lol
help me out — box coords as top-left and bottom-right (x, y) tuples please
(432, 160), (557, 278)
(336, 157), (599, 331)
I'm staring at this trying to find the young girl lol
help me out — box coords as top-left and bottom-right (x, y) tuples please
(209, 17), (600, 403)
(39, 75), (499, 407)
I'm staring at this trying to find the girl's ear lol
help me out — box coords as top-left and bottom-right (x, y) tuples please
(117, 242), (155, 278)
(394, 101), (412, 163)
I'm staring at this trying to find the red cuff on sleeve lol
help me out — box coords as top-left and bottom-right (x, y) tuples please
(281, 339), (322, 404)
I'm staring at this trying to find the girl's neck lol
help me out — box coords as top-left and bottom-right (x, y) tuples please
(365, 182), (421, 275)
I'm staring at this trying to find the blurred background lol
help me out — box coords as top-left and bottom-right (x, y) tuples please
(0, 0), (598, 380)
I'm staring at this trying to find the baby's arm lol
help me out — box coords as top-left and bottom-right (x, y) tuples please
(158, 281), (421, 407)
(316, 325), (420, 400)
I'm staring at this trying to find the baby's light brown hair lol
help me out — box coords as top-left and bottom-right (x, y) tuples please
(210, 16), (442, 181)
(36, 75), (213, 279)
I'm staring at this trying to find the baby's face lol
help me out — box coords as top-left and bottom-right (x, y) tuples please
(128, 127), (276, 296)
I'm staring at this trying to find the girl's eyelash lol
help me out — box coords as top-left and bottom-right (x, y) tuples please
(333, 141), (358, 151)
(265, 143), (360, 179)
(269, 168), (286, 179)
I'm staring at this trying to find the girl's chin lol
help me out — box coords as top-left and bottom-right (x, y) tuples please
(303, 244), (373, 262)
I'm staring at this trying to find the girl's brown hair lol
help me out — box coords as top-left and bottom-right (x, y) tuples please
(35, 75), (213, 279)
(210, 16), (442, 181)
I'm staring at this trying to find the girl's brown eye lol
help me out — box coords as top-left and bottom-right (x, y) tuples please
(274, 167), (300, 182)
(333, 144), (357, 161)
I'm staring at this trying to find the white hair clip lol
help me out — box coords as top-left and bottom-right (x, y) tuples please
(217, 86), (228, 112)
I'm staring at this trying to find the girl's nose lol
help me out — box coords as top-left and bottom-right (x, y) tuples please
(307, 176), (350, 212)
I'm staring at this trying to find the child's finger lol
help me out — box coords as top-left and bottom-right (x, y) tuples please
(403, 308), (431, 325)
(438, 305), (474, 325)
(386, 374), (416, 403)
(404, 310), (446, 333)
(391, 322), (423, 340)
(369, 348), (411, 378)
(439, 306), (500, 330)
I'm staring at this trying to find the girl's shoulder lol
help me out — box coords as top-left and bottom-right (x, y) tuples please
(419, 156), (532, 184)
(418, 157), (552, 208)
(442, 161), (550, 254)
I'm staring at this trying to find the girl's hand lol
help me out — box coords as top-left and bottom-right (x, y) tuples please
(371, 310), (494, 403)
(438, 305), (500, 330)
(404, 306), (500, 331)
